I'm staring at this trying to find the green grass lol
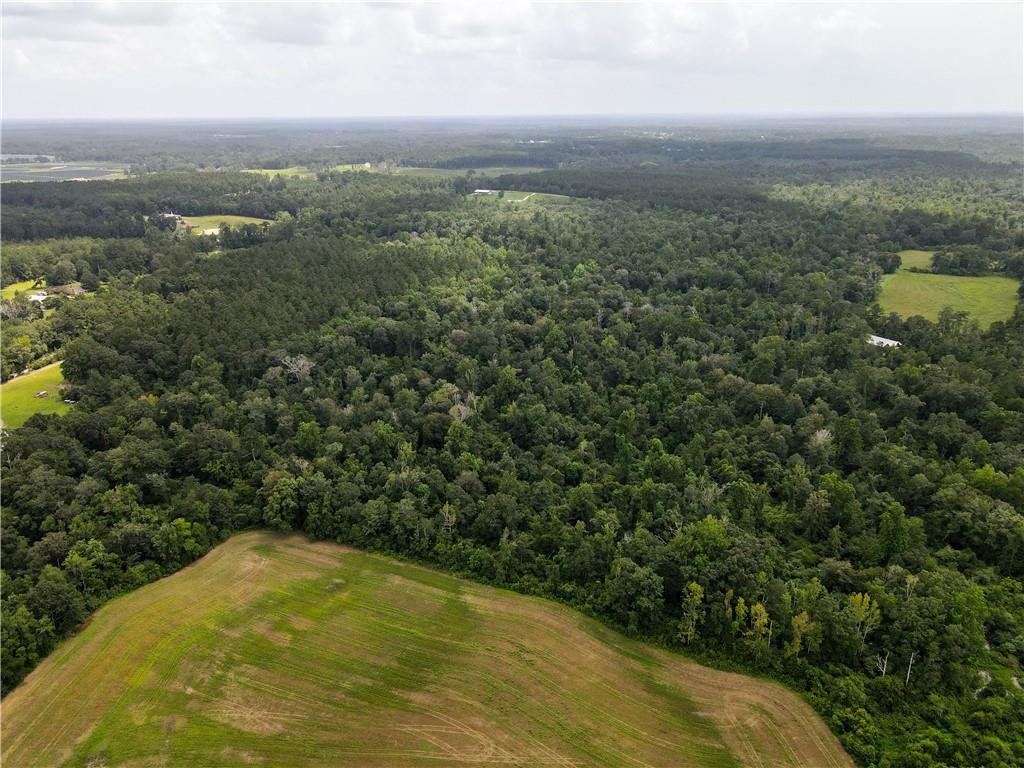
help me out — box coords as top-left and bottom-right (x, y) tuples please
(2, 533), (852, 768)
(182, 214), (273, 234)
(242, 167), (315, 179)
(0, 362), (69, 428)
(331, 163), (375, 173)
(897, 249), (935, 270)
(1, 162), (126, 182)
(1, 279), (45, 300)
(879, 250), (1019, 328)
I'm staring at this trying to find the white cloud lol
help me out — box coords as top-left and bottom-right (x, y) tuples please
(1, 1), (1020, 118)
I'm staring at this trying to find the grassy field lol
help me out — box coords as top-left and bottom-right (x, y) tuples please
(897, 249), (935, 270)
(879, 250), (1019, 328)
(0, 363), (69, 429)
(182, 214), (273, 234)
(331, 162), (375, 173)
(2, 532), (852, 768)
(1, 162), (126, 182)
(1, 279), (45, 300)
(242, 167), (316, 179)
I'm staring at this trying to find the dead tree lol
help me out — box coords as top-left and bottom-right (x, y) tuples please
(905, 651), (916, 687)
(875, 650), (890, 677)
(282, 354), (315, 383)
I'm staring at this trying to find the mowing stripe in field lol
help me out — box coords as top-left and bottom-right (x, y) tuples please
(2, 533), (854, 768)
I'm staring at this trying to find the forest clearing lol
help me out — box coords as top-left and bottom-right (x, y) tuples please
(0, 362), (68, 428)
(182, 214), (273, 235)
(879, 250), (1019, 327)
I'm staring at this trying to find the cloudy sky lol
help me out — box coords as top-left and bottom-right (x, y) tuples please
(2, 1), (1021, 119)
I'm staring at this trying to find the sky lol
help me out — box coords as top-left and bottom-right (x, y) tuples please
(2, 1), (1022, 119)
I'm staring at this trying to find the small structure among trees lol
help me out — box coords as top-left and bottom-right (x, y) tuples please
(867, 334), (901, 348)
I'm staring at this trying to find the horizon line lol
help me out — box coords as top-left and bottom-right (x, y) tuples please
(3, 111), (1022, 124)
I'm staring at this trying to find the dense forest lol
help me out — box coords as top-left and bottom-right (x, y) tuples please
(2, 123), (1023, 768)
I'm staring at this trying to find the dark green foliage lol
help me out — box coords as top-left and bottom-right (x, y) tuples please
(2, 125), (1022, 767)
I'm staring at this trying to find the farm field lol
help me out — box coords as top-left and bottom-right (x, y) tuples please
(0, 362), (69, 429)
(242, 166), (316, 179)
(1, 532), (853, 768)
(182, 214), (273, 234)
(331, 162), (375, 172)
(896, 249), (934, 270)
(1, 279), (45, 300)
(1, 162), (126, 182)
(879, 250), (1019, 328)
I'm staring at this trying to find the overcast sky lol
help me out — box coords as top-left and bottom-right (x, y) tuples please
(2, 1), (1021, 119)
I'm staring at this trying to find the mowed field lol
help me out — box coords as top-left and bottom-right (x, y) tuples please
(242, 167), (317, 179)
(0, 362), (69, 429)
(1, 279), (45, 300)
(879, 250), (1019, 328)
(182, 214), (273, 234)
(2, 532), (852, 768)
(1, 162), (126, 182)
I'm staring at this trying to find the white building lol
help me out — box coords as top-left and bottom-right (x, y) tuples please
(867, 334), (901, 348)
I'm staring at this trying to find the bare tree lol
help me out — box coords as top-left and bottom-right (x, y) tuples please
(282, 354), (315, 383)
(875, 650), (889, 677)
(441, 503), (456, 535)
(905, 651), (916, 687)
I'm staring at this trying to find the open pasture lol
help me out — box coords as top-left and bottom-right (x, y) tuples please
(182, 214), (273, 234)
(1, 162), (126, 182)
(0, 362), (69, 429)
(897, 250), (934, 270)
(242, 166), (316, 179)
(1, 279), (45, 300)
(879, 250), (1019, 328)
(2, 532), (852, 768)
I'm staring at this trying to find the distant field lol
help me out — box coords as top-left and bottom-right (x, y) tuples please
(242, 166), (315, 179)
(1, 279), (44, 300)
(0, 363), (69, 429)
(331, 162), (375, 173)
(897, 250), (934, 270)
(183, 214), (273, 234)
(2, 532), (852, 768)
(879, 250), (1019, 328)
(1, 162), (126, 182)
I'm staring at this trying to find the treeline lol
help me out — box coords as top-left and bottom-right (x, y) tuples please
(1, 171), (455, 242)
(2, 157), (1023, 767)
(484, 168), (1023, 256)
(930, 246), (1024, 278)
